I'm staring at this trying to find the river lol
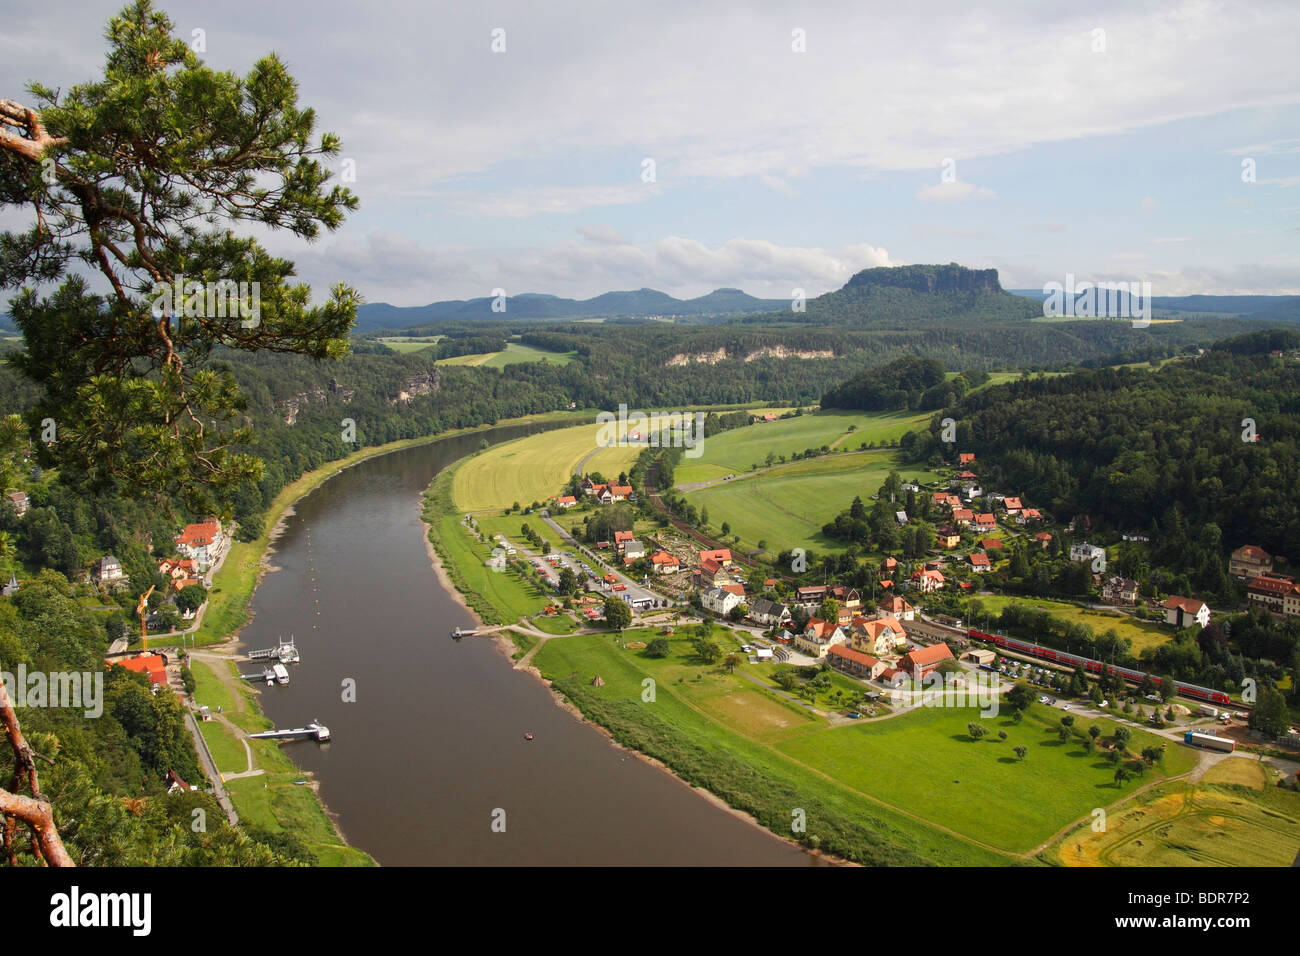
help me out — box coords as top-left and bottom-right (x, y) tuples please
(247, 422), (815, 865)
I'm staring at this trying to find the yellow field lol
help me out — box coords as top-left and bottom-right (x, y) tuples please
(1052, 771), (1300, 867)
(451, 421), (644, 511)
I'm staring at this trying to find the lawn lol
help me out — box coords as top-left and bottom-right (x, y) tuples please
(533, 628), (1009, 865)
(777, 703), (1194, 854)
(436, 341), (577, 368)
(970, 594), (1172, 655)
(451, 421), (643, 512)
(674, 408), (930, 485)
(684, 450), (930, 554)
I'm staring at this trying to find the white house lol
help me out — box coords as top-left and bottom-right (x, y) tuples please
(1162, 596), (1210, 630)
(1069, 542), (1106, 568)
(702, 586), (742, 617)
(95, 555), (125, 583)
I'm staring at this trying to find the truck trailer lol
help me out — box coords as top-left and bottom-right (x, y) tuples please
(1184, 730), (1235, 753)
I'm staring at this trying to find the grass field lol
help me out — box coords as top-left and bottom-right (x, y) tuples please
(777, 704), (1193, 853)
(451, 421), (643, 512)
(534, 628), (1008, 865)
(436, 341), (577, 368)
(376, 336), (443, 353)
(970, 594), (1172, 654)
(530, 627), (1206, 864)
(1052, 763), (1300, 867)
(684, 450), (930, 554)
(674, 409), (931, 485)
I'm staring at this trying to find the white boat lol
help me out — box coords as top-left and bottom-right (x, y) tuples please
(272, 663), (290, 685)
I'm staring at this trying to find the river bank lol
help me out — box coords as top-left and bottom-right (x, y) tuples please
(178, 410), (587, 865)
(420, 449), (842, 866)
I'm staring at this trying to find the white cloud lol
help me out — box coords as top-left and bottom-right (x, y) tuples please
(280, 231), (893, 304)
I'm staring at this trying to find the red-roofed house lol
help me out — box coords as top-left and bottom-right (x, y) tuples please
(849, 615), (907, 655)
(175, 519), (224, 569)
(609, 484), (633, 501)
(900, 643), (954, 678)
(698, 548), (732, 567)
(113, 655), (167, 685)
(1002, 497), (1022, 514)
(980, 538), (1003, 551)
(828, 645), (886, 679)
(969, 552), (991, 572)
(1162, 596), (1210, 630)
(911, 568), (945, 593)
(650, 551), (680, 573)
(957, 470), (977, 481)
(878, 595), (915, 621)
(959, 453), (975, 465)
(1034, 531), (1053, 548)
(951, 508), (974, 526)
(972, 513), (997, 532)
(555, 495), (578, 509)
(794, 618), (846, 658)
(613, 530), (635, 551)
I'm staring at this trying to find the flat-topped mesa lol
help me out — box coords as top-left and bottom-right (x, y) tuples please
(843, 264), (1004, 295)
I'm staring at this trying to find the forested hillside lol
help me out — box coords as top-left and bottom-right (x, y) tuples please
(904, 329), (1300, 598)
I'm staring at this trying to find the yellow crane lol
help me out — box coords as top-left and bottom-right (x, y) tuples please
(137, 585), (155, 639)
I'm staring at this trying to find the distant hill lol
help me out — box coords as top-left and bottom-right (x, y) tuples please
(1008, 289), (1300, 319)
(765, 263), (1040, 327)
(354, 287), (789, 331)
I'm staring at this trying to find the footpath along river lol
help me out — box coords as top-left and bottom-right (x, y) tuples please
(248, 422), (816, 865)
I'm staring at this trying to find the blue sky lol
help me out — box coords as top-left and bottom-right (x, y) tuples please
(3, 0), (1299, 306)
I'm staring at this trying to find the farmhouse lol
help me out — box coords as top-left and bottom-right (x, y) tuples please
(554, 495), (578, 509)
(613, 530), (635, 551)
(794, 618), (846, 658)
(609, 484), (633, 501)
(1229, 545), (1273, 581)
(622, 540), (646, 561)
(900, 643), (954, 679)
(1162, 595), (1210, 630)
(828, 645), (886, 679)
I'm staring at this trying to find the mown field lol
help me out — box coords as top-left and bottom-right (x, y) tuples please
(1052, 758), (1300, 866)
(436, 341), (577, 368)
(451, 421), (644, 512)
(674, 408), (931, 485)
(971, 594), (1172, 654)
(777, 704), (1194, 854)
(684, 450), (930, 554)
(532, 627), (1207, 864)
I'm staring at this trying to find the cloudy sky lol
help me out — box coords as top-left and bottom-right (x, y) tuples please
(4, 0), (1300, 306)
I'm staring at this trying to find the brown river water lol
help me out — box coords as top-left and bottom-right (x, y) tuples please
(247, 422), (816, 865)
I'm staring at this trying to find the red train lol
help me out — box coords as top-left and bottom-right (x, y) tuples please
(968, 629), (1233, 706)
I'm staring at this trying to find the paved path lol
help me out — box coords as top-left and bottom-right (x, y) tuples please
(183, 707), (238, 825)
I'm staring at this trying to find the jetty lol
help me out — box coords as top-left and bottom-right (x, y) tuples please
(451, 626), (476, 638)
(246, 637), (300, 664)
(249, 721), (330, 743)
